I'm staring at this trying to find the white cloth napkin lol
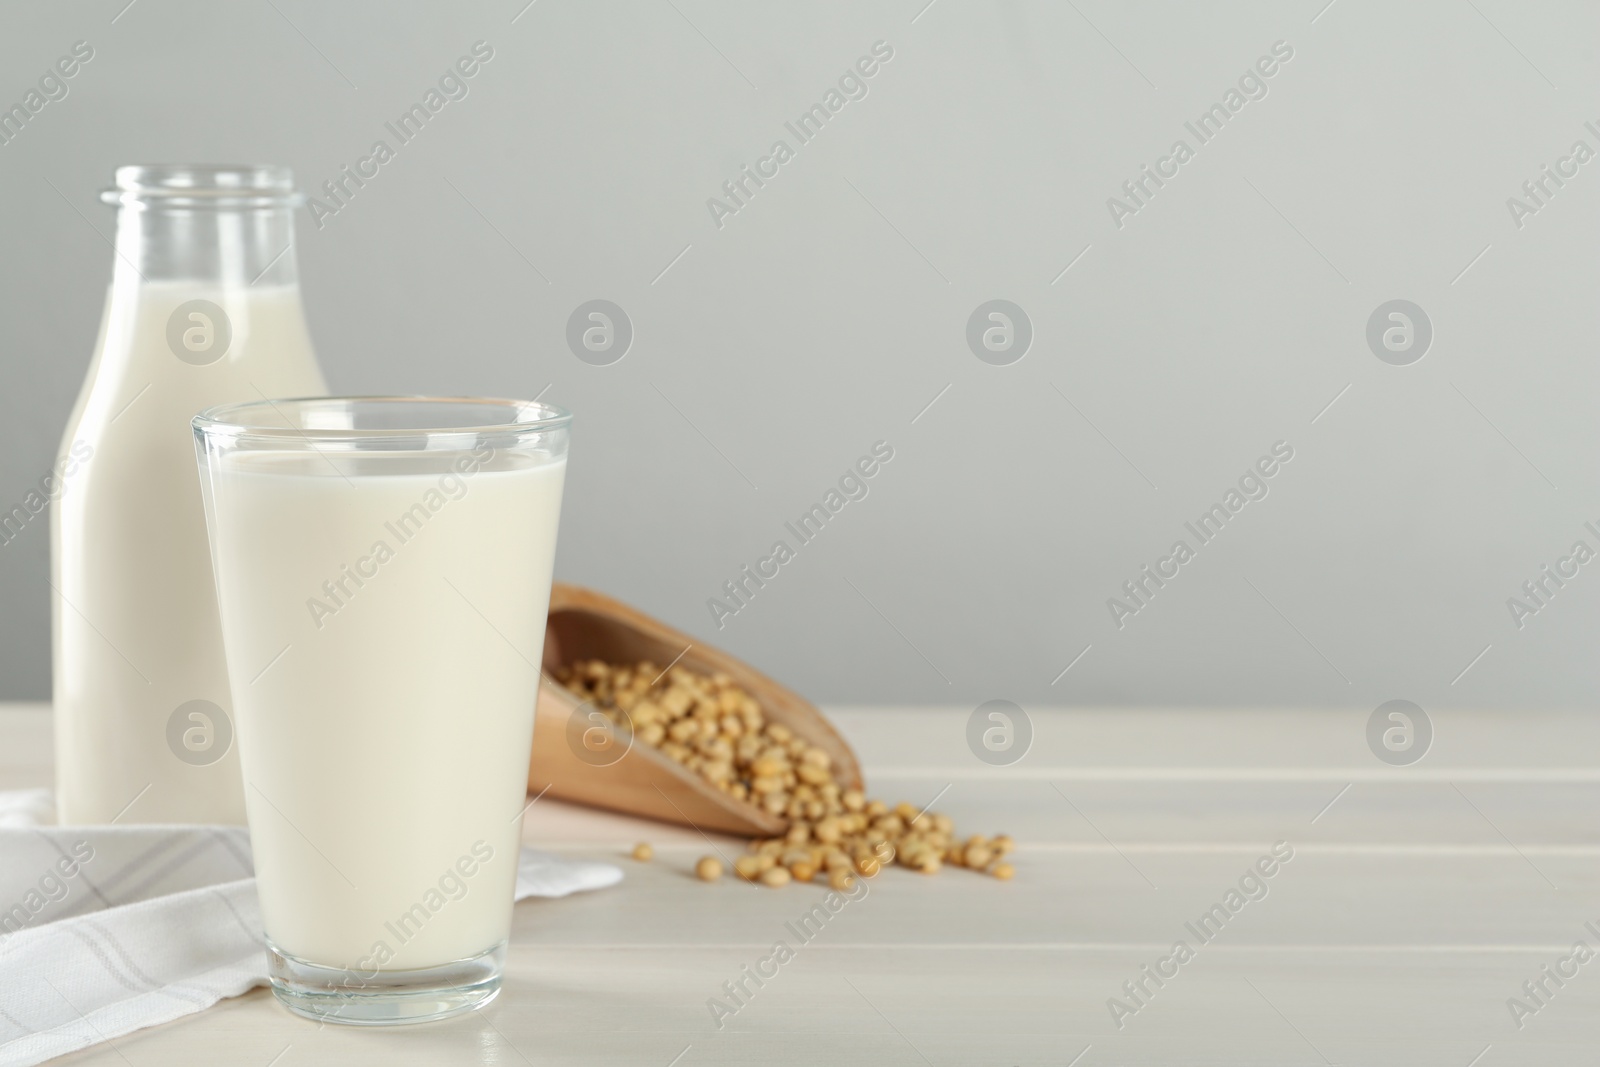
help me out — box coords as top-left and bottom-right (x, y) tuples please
(0, 789), (621, 1067)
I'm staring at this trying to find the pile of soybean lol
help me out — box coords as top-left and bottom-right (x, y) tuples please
(556, 659), (1015, 888)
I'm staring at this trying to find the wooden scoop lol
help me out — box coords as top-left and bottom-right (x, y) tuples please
(528, 583), (863, 837)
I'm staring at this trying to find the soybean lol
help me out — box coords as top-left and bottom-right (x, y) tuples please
(556, 659), (1017, 891)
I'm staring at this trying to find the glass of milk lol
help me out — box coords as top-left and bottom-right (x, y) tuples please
(192, 396), (569, 1024)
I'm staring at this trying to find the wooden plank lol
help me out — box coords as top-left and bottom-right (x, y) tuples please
(6, 703), (1595, 1065)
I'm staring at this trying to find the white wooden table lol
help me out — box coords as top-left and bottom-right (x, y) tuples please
(4, 702), (1597, 1065)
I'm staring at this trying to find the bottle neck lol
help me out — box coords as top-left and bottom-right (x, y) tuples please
(112, 204), (299, 289)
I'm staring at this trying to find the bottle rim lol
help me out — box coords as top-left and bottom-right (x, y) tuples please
(100, 164), (304, 209)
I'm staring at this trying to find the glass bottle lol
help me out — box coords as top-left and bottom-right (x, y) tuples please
(52, 165), (327, 824)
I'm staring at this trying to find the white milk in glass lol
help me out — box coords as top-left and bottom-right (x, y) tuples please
(205, 448), (564, 968)
(54, 274), (324, 824)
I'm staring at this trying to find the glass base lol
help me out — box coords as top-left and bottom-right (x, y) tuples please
(266, 939), (505, 1026)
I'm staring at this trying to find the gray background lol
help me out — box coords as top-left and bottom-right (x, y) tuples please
(2, 0), (1597, 711)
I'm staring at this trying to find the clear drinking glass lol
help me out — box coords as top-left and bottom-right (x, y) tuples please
(192, 396), (570, 1024)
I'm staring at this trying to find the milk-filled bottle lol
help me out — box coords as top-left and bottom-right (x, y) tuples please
(52, 165), (327, 824)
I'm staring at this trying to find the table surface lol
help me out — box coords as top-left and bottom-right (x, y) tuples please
(3, 701), (1598, 1066)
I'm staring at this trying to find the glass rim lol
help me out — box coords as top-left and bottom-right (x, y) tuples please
(193, 395), (572, 446)
(101, 163), (303, 209)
